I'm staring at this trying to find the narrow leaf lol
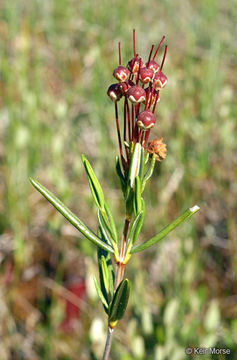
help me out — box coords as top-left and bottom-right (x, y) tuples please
(131, 205), (200, 253)
(142, 154), (156, 192)
(109, 279), (131, 323)
(97, 210), (118, 253)
(127, 199), (145, 249)
(133, 176), (142, 216)
(81, 155), (105, 210)
(100, 255), (109, 295)
(104, 203), (118, 243)
(108, 264), (115, 299)
(29, 177), (114, 253)
(97, 210), (113, 247)
(94, 277), (109, 310)
(115, 156), (126, 194)
(128, 142), (142, 188)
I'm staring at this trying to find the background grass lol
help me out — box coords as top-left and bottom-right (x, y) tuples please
(0, 0), (236, 359)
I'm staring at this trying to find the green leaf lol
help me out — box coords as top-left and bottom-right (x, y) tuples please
(97, 210), (118, 253)
(109, 279), (131, 323)
(81, 155), (105, 210)
(115, 156), (126, 194)
(29, 177), (114, 253)
(94, 277), (109, 310)
(133, 176), (142, 216)
(128, 142), (142, 188)
(142, 154), (156, 192)
(100, 255), (109, 295)
(127, 199), (145, 249)
(131, 205), (200, 253)
(104, 203), (118, 243)
(97, 210), (113, 247)
(108, 264), (115, 298)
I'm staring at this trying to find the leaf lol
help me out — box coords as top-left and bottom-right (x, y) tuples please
(99, 255), (109, 295)
(142, 154), (156, 192)
(29, 177), (114, 253)
(127, 200), (145, 249)
(108, 264), (115, 299)
(81, 155), (105, 210)
(128, 142), (142, 188)
(133, 176), (142, 216)
(97, 210), (113, 247)
(97, 210), (118, 254)
(109, 279), (131, 324)
(104, 203), (118, 243)
(115, 156), (126, 194)
(131, 205), (200, 253)
(94, 277), (109, 311)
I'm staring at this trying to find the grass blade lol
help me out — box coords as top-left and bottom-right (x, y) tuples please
(131, 205), (200, 254)
(29, 177), (114, 253)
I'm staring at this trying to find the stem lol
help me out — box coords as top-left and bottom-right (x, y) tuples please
(102, 327), (114, 360)
(101, 216), (130, 359)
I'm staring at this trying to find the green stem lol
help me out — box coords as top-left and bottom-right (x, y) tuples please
(102, 327), (114, 360)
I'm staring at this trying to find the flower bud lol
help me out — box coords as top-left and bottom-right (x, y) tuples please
(119, 80), (134, 95)
(127, 85), (146, 104)
(107, 83), (122, 102)
(154, 71), (168, 90)
(127, 57), (144, 74)
(113, 65), (130, 82)
(146, 60), (159, 73)
(137, 110), (156, 130)
(139, 68), (154, 83)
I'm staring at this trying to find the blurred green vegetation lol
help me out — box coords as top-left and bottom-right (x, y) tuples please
(0, 1), (236, 359)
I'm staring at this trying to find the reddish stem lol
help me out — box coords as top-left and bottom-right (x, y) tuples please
(115, 102), (123, 158)
(147, 44), (154, 67)
(152, 90), (160, 113)
(144, 129), (151, 147)
(160, 45), (167, 71)
(152, 35), (165, 60)
(147, 81), (156, 110)
(125, 97), (131, 142)
(133, 29), (136, 58)
(118, 42), (121, 65)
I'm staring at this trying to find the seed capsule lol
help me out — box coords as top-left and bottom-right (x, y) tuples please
(139, 68), (154, 83)
(107, 83), (122, 102)
(127, 57), (144, 75)
(119, 80), (134, 95)
(146, 60), (159, 73)
(127, 85), (146, 104)
(154, 71), (168, 90)
(113, 65), (130, 82)
(137, 110), (156, 130)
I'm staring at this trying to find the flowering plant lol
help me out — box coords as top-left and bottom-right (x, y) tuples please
(30, 30), (199, 360)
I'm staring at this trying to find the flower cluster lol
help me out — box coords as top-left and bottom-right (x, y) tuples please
(107, 30), (167, 169)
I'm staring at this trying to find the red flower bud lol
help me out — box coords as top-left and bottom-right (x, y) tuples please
(127, 57), (144, 75)
(127, 85), (146, 104)
(137, 110), (156, 130)
(154, 71), (168, 90)
(113, 65), (130, 82)
(107, 83), (122, 102)
(119, 80), (134, 95)
(146, 60), (159, 73)
(139, 68), (154, 84)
